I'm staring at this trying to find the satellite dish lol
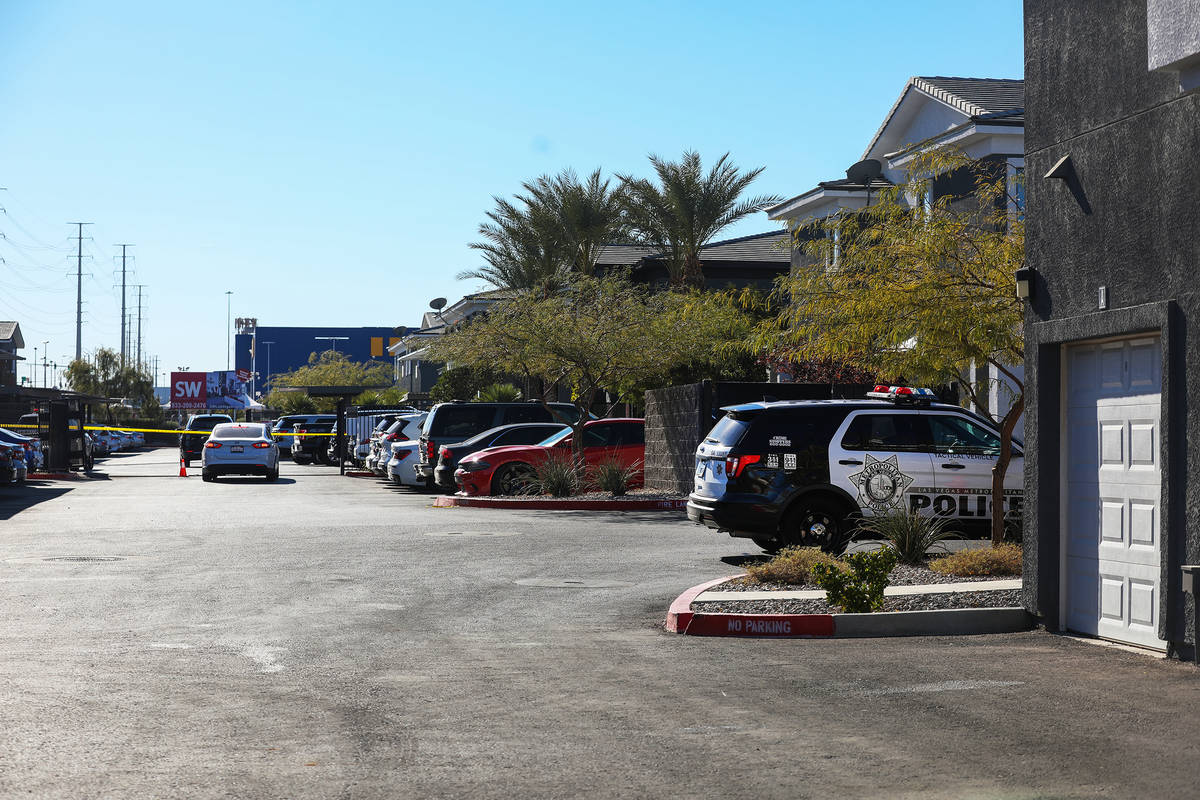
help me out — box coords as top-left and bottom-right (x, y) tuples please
(429, 297), (447, 311)
(845, 158), (883, 185)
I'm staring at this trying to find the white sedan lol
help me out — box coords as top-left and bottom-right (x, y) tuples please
(202, 422), (280, 482)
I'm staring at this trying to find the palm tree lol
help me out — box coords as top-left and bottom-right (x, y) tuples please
(524, 168), (627, 276)
(458, 195), (572, 297)
(461, 168), (628, 295)
(618, 151), (782, 287)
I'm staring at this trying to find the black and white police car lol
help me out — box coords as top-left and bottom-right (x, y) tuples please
(687, 385), (1023, 553)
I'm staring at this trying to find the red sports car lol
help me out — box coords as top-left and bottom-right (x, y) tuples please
(454, 418), (645, 496)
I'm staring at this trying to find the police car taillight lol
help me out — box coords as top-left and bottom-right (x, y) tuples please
(725, 454), (761, 477)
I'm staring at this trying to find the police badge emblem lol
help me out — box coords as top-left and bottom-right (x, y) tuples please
(848, 453), (914, 512)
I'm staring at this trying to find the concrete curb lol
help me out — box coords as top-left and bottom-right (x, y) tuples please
(665, 578), (1035, 639)
(343, 470), (377, 478)
(433, 495), (688, 511)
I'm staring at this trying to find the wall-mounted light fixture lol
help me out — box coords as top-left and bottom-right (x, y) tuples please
(1015, 267), (1034, 300)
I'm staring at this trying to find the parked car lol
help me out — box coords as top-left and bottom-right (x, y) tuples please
(342, 409), (420, 467)
(91, 430), (113, 455)
(433, 422), (567, 490)
(417, 401), (583, 488)
(0, 427), (44, 471)
(386, 438), (425, 488)
(9, 445), (27, 483)
(290, 415), (337, 465)
(454, 418), (645, 496)
(686, 386), (1025, 553)
(271, 414), (332, 455)
(0, 445), (14, 484)
(201, 422), (279, 482)
(179, 414), (234, 467)
(370, 414), (426, 475)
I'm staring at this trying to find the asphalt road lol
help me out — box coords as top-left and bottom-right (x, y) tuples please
(0, 449), (1197, 799)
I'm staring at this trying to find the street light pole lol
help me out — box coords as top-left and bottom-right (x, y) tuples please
(225, 291), (233, 371)
(42, 341), (48, 388)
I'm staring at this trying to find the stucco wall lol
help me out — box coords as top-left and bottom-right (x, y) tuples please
(1024, 0), (1200, 651)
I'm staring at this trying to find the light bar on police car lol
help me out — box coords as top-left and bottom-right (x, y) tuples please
(866, 385), (938, 400)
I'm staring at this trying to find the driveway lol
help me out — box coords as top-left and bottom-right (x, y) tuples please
(0, 449), (1194, 798)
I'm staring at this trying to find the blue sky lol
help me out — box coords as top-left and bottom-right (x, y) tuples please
(0, 1), (1023, 385)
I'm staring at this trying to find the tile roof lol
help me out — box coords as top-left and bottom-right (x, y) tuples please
(595, 231), (790, 266)
(0, 321), (23, 348)
(864, 76), (1023, 159)
(915, 76), (1024, 117)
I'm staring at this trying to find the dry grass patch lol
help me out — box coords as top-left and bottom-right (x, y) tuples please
(744, 546), (848, 586)
(928, 543), (1023, 577)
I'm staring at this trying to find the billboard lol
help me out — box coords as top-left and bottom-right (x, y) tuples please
(170, 370), (253, 410)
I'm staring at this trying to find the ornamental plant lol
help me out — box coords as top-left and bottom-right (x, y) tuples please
(811, 548), (898, 613)
(856, 510), (960, 566)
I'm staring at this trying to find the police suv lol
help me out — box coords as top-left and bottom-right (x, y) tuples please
(687, 386), (1023, 553)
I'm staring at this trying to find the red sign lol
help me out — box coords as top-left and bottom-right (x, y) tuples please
(171, 372), (208, 409)
(236, 368), (252, 382)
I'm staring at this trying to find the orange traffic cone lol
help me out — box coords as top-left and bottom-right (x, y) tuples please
(179, 458), (187, 477)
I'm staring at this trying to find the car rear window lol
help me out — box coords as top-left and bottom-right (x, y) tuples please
(189, 417), (229, 431)
(212, 424), (266, 439)
(704, 415), (751, 446)
(428, 406), (498, 437)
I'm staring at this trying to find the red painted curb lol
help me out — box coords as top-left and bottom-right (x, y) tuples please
(433, 495), (687, 511)
(665, 575), (737, 633)
(344, 470), (376, 478)
(28, 472), (82, 480)
(684, 612), (836, 638)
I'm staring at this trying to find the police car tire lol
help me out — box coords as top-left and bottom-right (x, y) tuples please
(751, 537), (783, 555)
(783, 499), (853, 554)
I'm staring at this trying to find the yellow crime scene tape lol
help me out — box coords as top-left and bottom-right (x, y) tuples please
(2, 424), (339, 436)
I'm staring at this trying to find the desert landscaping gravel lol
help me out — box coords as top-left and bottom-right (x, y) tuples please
(692, 588), (1023, 615)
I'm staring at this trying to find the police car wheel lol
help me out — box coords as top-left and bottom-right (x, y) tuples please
(785, 502), (850, 554)
(750, 537), (783, 555)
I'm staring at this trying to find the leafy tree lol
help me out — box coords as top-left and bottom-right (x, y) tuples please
(459, 168), (626, 294)
(752, 148), (1024, 545)
(267, 350), (394, 411)
(429, 365), (503, 404)
(427, 274), (751, 460)
(618, 151), (782, 287)
(266, 390), (318, 415)
(64, 348), (159, 420)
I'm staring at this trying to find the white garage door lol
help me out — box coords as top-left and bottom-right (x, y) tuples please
(1064, 336), (1165, 650)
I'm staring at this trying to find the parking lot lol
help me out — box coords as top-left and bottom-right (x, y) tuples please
(1, 448), (1198, 798)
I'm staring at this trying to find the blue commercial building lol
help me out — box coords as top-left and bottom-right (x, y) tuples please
(234, 325), (407, 397)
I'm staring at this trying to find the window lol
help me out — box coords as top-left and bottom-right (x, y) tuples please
(928, 415), (1001, 456)
(840, 413), (933, 452)
(503, 405), (552, 425)
(429, 406), (497, 438)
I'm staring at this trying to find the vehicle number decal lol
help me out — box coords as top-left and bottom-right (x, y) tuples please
(766, 453), (780, 469)
(782, 453), (797, 471)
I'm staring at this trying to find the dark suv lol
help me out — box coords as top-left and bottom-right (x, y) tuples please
(687, 390), (1024, 553)
(415, 401), (582, 489)
(180, 414), (233, 467)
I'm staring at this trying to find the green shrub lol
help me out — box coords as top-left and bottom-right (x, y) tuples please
(744, 546), (847, 586)
(532, 454), (581, 497)
(811, 548), (898, 613)
(857, 510), (960, 565)
(475, 383), (522, 402)
(588, 458), (641, 496)
(929, 543), (1023, 577)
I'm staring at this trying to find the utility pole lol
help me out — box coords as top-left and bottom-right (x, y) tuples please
(134, 285), (145, 371)
(69, 223), (91, 362)
(42, 340), (48, 388)
(225, 291), (233, 370)
(115, 244), (132, 368)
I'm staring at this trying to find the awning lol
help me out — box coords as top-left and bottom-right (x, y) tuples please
(396, 347), (429, 362)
